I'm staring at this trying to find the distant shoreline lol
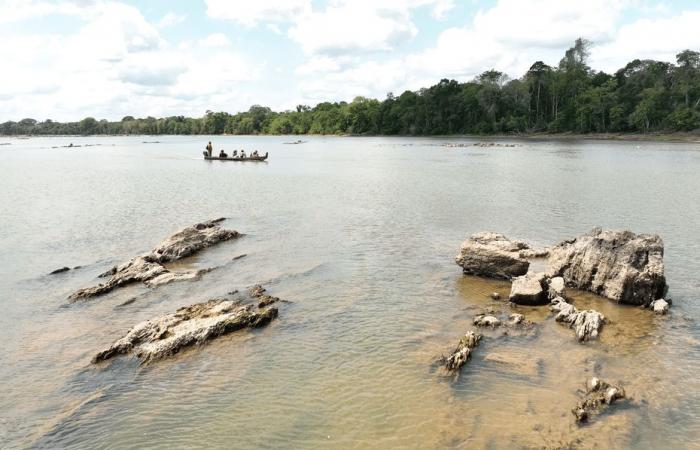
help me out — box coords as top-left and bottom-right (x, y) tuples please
(2, 132), (699, 143)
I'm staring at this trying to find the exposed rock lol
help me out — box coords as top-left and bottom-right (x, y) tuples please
(473, 314), (502, 327)
(650, 299), (669, 315)
(442, 331), (482, 372)
(456, 232), (530, 279)
(490, 292), (501, 300)
(547, 228), (667, 306)
(93, 299), (277, 364)
(509, 272), (548, 305)
(519, 247), (550, 259)
(550, 297), (605, 342)
(572, 377), (626, 423)
(507, 313), (525, 326)
(49, 267), (70, 275)
(69, 220), (238, 300)
(248, 284), (280, 308)
(548, 276), (566, 300)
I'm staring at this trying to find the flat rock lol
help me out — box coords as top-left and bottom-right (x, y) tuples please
(70, 220), (239, 300)
(93, 299), (277, 364)
(572, 377), (626, 423)
(509, 272), (548, 305)
(551, 297), (605, 342)
(473, 314), (502, 327)
(455, 232), (530, 279)
(547, 228), (667, 306)
(442, 331), (482, 372)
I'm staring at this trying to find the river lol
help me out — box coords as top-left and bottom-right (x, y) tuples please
(0, 135), (699, 449)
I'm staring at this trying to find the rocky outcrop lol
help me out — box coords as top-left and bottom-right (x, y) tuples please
(70, 220), (238, 300)
(455, 232), (530, 279)
(509, 272), (548, 305)
(249, 284), (280, 308)
(442, 331), (482, 372)
(572, 377), (626, 423)
(550, 297), (605, 342)
(93, 299), (277, 364)
(547, 228), (667, 306)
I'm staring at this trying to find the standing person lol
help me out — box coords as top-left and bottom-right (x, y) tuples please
(206, 141), (213, 156)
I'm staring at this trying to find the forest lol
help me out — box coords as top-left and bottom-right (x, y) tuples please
(2, 40), (699, 136)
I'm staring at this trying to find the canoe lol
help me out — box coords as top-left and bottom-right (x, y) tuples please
(203, 151), (268, 161)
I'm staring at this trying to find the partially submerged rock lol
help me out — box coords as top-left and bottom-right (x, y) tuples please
(70, 220), (238, 300)
(650, 299), (669, 315)
(509, 272), (548, 305)
(443, 331), (482, 372)
(551, 297), (605, 342)
(455, 232), (530, 279)
(572, 377), (626, 423)
(547, 228), (667, 306)
(49, 266), (71, 275)
(249, 284), (280, 308)
(93, 299), (277, 364)
(473, 314), (501, 327)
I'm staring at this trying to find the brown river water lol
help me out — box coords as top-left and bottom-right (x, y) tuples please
(0, 136), (699, 449)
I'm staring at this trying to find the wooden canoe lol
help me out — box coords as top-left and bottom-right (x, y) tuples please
(203, 152), (268, 161)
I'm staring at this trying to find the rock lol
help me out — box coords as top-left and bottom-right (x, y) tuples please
(507, 313), (525, 326)
(572, 378), (626, 423)
(547, 228), (667, 306)
(473, 314), (502, 327)
(455, 232), (530, 279)
(69, 220), (239, 300)
(490, 292), (501, 300)
(519, 247), (550, 259)
(650, 299), (669, 315)
(509, 272), (548, 305)
(93, 299), (278, 364)
(442, 331), (482, 372)
(249, 284), (280, 308)
(548, 276), (566, 300)
(49, 266), (70, 275)
(550, 297), (605, 342)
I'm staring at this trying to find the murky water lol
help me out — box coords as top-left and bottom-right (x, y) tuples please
(1, 136), (699, 449)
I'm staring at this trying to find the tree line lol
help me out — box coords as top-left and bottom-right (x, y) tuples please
(2, 40), (699, 137)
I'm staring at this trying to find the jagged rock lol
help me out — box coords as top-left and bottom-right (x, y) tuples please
(49, 267), (70, 275)
(507, 313), (525, 326)
(551, 297), (605, 342)
(93, 299), (277, 364)
(547, 228), (667, 306)
(650, 299), (669, 315)
(509, 272), (548, 305)
(490, 292), (501, 300)
(248, 284), (280, 308)
(473, 314), (502, 327)
(572, 377), (625, 423)
(69, 220), (238, 300)
(455, 232), (530, 279)
(548, 276), (566, 300)
(443, 331), (482, 372)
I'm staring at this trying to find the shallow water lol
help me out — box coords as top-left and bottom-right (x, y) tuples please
(0, 135), (699, 449)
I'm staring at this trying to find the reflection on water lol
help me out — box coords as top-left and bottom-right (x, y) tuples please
(0, 136), (699, 449)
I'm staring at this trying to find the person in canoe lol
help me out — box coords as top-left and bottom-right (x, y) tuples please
(232, 150), (238, 157)
(252, 150), (259, 157)
(240, 150), (246, 158)
(219, 149), (228, 158)
(206, 142), (213, 156)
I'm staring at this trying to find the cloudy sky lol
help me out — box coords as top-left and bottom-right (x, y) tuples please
(1, 0), (699, 121)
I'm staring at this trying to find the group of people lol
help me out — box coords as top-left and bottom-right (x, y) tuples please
(206, 141), (260, 159)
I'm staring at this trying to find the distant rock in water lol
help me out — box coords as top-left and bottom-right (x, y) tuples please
(93, 299), (278, 364)
(69, 219), (238, 301)
(572, 377), (626, 423)
(455, 232), (531, 279)
(49, 266), (71, 275)
(547, 228), (667, 306)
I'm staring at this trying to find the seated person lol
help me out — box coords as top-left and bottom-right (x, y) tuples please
(219, 150), (228, 158)
(252, 150), (259, 157)
(240, 150), (246, 158)
(232, 150), (238, 157)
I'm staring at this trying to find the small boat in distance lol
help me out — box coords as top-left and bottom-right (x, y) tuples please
(284, 139), (306, 144)
(203, 151), (268, 161)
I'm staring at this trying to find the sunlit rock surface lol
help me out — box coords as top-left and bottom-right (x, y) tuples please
(551, 297), (605, 342)
(572, 377), (626, 423)
(455, 232), (530, 279)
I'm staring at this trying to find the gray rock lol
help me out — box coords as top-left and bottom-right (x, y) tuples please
(49, 266), (70, 275)
(650, 298), (669, 315)
(572, 378), (625, 423)
(507, 313), (525, 326)
(509, 272), (548, 305)
(93, 299), (277, 364)
(455, 232), (530, 279)
(550, 297), (605, 342)
(548, 276), (566, 300)
(473, 314), (502, 327)
(490, 292), (501, 300)
(70, 220), (239, 301)
(442, 331), (482, 372)
(547, 228), (667, 306)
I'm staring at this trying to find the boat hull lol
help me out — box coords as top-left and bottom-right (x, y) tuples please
(203, 152), (268, 162)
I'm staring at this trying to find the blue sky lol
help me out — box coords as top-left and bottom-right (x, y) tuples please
(1, 0), (699, 121)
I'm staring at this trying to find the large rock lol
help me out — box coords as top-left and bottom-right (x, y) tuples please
(455, 232), (530, 279)
(547, 228), (667, 306)
(93, 299), (277, 364)
(550, 297), (605, 342)
(70, 220), (238, 300)
(509, 272), (548, 305)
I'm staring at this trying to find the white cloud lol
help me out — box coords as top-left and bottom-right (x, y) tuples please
(199, 33), (231, 47)
(157, 11), (186, 28)
(204, 0), (310, 26)
(0, 0), (88, 23)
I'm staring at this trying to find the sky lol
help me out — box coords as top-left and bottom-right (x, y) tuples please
(1, 0), (699, 122)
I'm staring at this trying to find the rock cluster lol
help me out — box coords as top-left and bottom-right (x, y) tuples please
(550, 297), (605, 342)
(572, 377), (626, 423)
(249, 284), (280, 308)
(443, 331), (482, 372)
(455, 232), (532, 279)
(93, 299), (278, 364)
(547, 228), (667, 306)
(69, 220), (238, 300)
